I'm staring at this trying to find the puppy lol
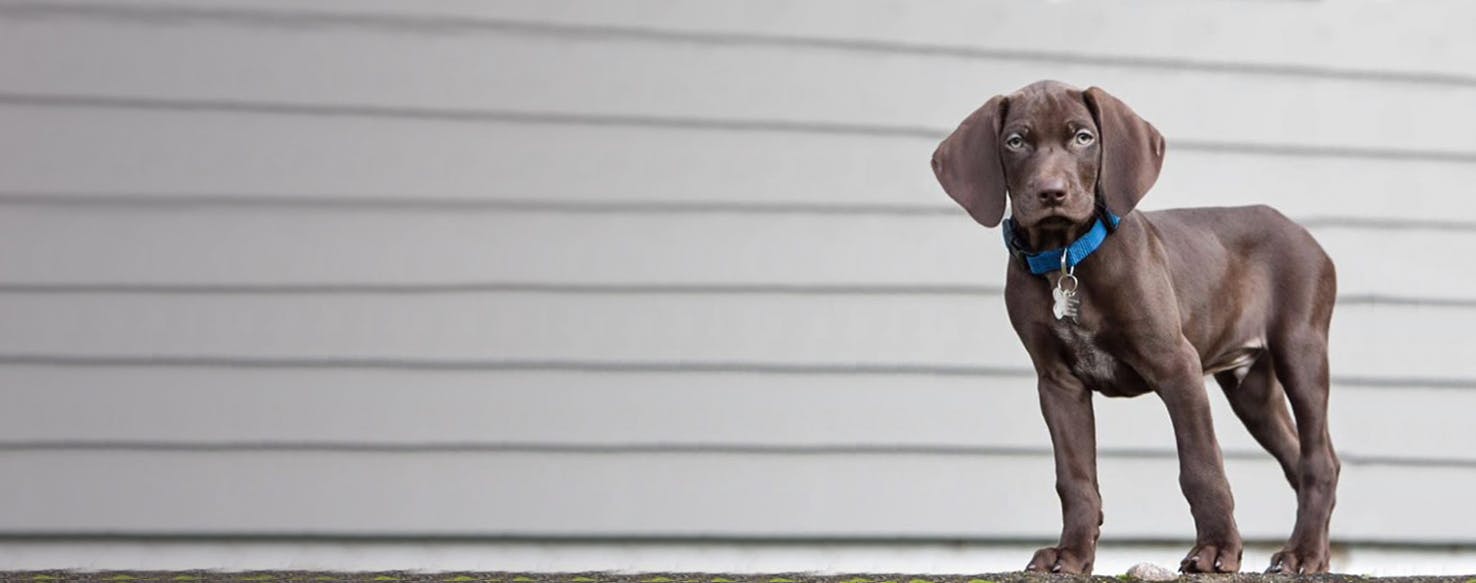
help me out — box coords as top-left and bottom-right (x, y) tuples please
(931, 80), (1338, 574)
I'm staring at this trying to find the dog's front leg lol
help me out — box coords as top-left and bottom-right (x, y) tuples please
(1025, 367), (1100, 575)
(1141, 338), (1243, 573)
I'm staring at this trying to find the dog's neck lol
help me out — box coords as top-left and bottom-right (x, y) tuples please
(1018, 219), (1096, 253)
(1002, 208), (1129, 278)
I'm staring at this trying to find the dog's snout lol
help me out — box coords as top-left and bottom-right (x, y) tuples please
(1036, 178), (1069, 205)
(1038, 188), (1067, 204)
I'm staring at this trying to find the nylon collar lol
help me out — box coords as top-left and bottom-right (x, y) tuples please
(1002, 209), (1122, 275)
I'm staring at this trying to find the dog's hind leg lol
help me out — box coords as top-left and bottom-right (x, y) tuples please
(1214, 353), (1300, 491)
(1265, 326), (1340, 575)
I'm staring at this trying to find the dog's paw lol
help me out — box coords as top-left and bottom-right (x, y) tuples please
(1179, 542), (1242, 573)
(1266, 545), (1330, 574)
(1024, 546), (1093, 575)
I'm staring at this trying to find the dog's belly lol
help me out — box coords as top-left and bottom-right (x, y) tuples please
(1054, 322), (1266, 395)
(1202, 341), (1265, 377)
(1052, 324), (1149, 397)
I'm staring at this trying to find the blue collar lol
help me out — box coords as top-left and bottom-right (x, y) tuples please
(1002, 210), (1122, 275)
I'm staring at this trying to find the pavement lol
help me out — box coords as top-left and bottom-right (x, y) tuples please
(0, 573), (1473, 583)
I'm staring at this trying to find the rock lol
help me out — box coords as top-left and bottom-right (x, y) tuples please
(1126, 562), (1179, 581)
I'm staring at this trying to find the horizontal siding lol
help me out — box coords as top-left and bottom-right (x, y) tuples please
(34, 0), (1476, 76)
(4, 107), (1476, 223)
(3, 8), (1476, 156)
(3, 450), (1474, 544)
(0, 208), (1471, 302)
(0, 367), (1472, 467)
(2, 0), (1472, 545)
(0, 451), (1278, 538)
(0, 294), (1467, 381)
(443, 0), (1476, 76)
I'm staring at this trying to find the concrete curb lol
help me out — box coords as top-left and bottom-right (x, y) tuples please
(1, 573), (1473, 583)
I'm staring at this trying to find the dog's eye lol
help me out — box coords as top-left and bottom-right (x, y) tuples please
(1074, 130), (1096, 146)
(1004, 134), (1025, 149)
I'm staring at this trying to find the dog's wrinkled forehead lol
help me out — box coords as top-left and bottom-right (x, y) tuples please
(1004, 81), (1095, 132)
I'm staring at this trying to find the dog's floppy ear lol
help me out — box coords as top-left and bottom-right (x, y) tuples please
(931, 95), (1009, 228)
(1083, 86), (1165, 217)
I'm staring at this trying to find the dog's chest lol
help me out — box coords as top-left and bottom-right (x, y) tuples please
(1052, 323), (1135, 394)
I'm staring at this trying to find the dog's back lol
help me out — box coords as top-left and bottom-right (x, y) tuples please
(1140, 204), (1336, 368)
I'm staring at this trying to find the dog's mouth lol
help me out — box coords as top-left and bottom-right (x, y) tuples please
(1026, 214), (1078, 230)
(1018, 200), (1097, 228)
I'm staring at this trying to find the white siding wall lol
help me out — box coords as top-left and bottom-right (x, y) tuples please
(2, 0), (1474, 555)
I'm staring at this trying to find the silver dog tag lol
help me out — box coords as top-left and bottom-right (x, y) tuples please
(1052, 282), (1080, 321)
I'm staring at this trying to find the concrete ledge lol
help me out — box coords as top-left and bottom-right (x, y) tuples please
(1, 573), (1474, 583)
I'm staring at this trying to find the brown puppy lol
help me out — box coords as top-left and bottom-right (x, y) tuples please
(931, 81), (1339, 575)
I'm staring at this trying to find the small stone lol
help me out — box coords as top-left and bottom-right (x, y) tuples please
(1126, 562), (1178, 581)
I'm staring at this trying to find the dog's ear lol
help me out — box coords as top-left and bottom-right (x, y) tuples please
(1083, 86), (1165, 217)
(931, 95), (1009, 228)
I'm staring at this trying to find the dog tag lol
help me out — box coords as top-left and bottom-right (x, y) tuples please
(1053, 253), (1081, 322)
(1052, 284), (1079, 321)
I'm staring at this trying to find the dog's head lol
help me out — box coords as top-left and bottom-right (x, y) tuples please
(931, 80), (1165, 231)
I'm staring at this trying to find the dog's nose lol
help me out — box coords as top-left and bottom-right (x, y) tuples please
(1036, 179), (1068, 205)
